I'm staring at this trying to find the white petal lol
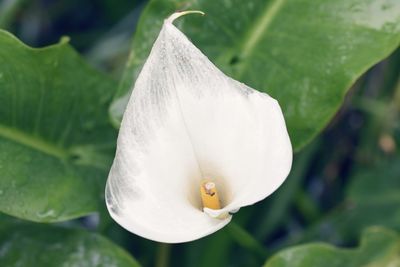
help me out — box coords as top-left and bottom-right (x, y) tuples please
(106, 12), (292, 243)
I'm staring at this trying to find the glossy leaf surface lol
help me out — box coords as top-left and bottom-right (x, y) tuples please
(0, 217), (140, 267)
(0, 30), (117, 222)
(111, 0), (400, 150)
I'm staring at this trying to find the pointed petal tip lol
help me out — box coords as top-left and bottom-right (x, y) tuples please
(165, 10), (205, 24)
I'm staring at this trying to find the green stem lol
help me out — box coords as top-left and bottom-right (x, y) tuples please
(227, 222), (268, 259)
(391, 77), (400, 113)
(155, 243), (171, 267)
(254, 138), (320, 239)
(294, 190), (321, 223)
(0, 0), (26, 28)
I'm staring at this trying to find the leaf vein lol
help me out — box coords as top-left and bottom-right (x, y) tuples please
(0, 124), (69, 160)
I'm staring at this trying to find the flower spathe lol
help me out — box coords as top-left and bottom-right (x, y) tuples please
(105, 11), (293, 243)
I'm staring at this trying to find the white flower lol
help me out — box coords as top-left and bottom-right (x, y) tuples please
(105, 11), (292, 243)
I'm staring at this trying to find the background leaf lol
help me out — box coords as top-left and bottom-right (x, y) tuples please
(0, 30), (117, 222)
(0, 216), (141, 267)
(303, 157), (400, 244)
(264, 227), (400, 267)
(110, 0), (400, 150)
(1, 2), (400, 267)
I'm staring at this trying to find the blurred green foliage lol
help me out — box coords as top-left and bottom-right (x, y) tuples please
(0, 0), (399, 266)
(299, 157), (400, 245)
(264, 227), (400, 267)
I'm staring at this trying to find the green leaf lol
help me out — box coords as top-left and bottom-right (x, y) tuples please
(307, 158), (400, 243)
(264, 227), (400, 267)
(0, 30), (118, 222)
(110, 0), (400, 150)
(0, 217), (141, 267)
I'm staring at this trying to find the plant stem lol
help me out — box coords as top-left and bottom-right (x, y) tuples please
(254, 138), (320, 239)
(227, 222), (268, 259)
(294, 190), (321, 223)
(0, 0), (26, 28)
(391, 77), (400, 114)
(155, 243), (171, 267)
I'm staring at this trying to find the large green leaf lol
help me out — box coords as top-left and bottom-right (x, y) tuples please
(110, 0), (400, 150)
(264, 227), (400, 267)
(0, 30), (118, 222)
(0, 217), (140, 267)
(306, 158), (400, 243)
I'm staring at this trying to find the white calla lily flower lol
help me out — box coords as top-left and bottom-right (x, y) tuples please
(106, 11), (292, 243)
